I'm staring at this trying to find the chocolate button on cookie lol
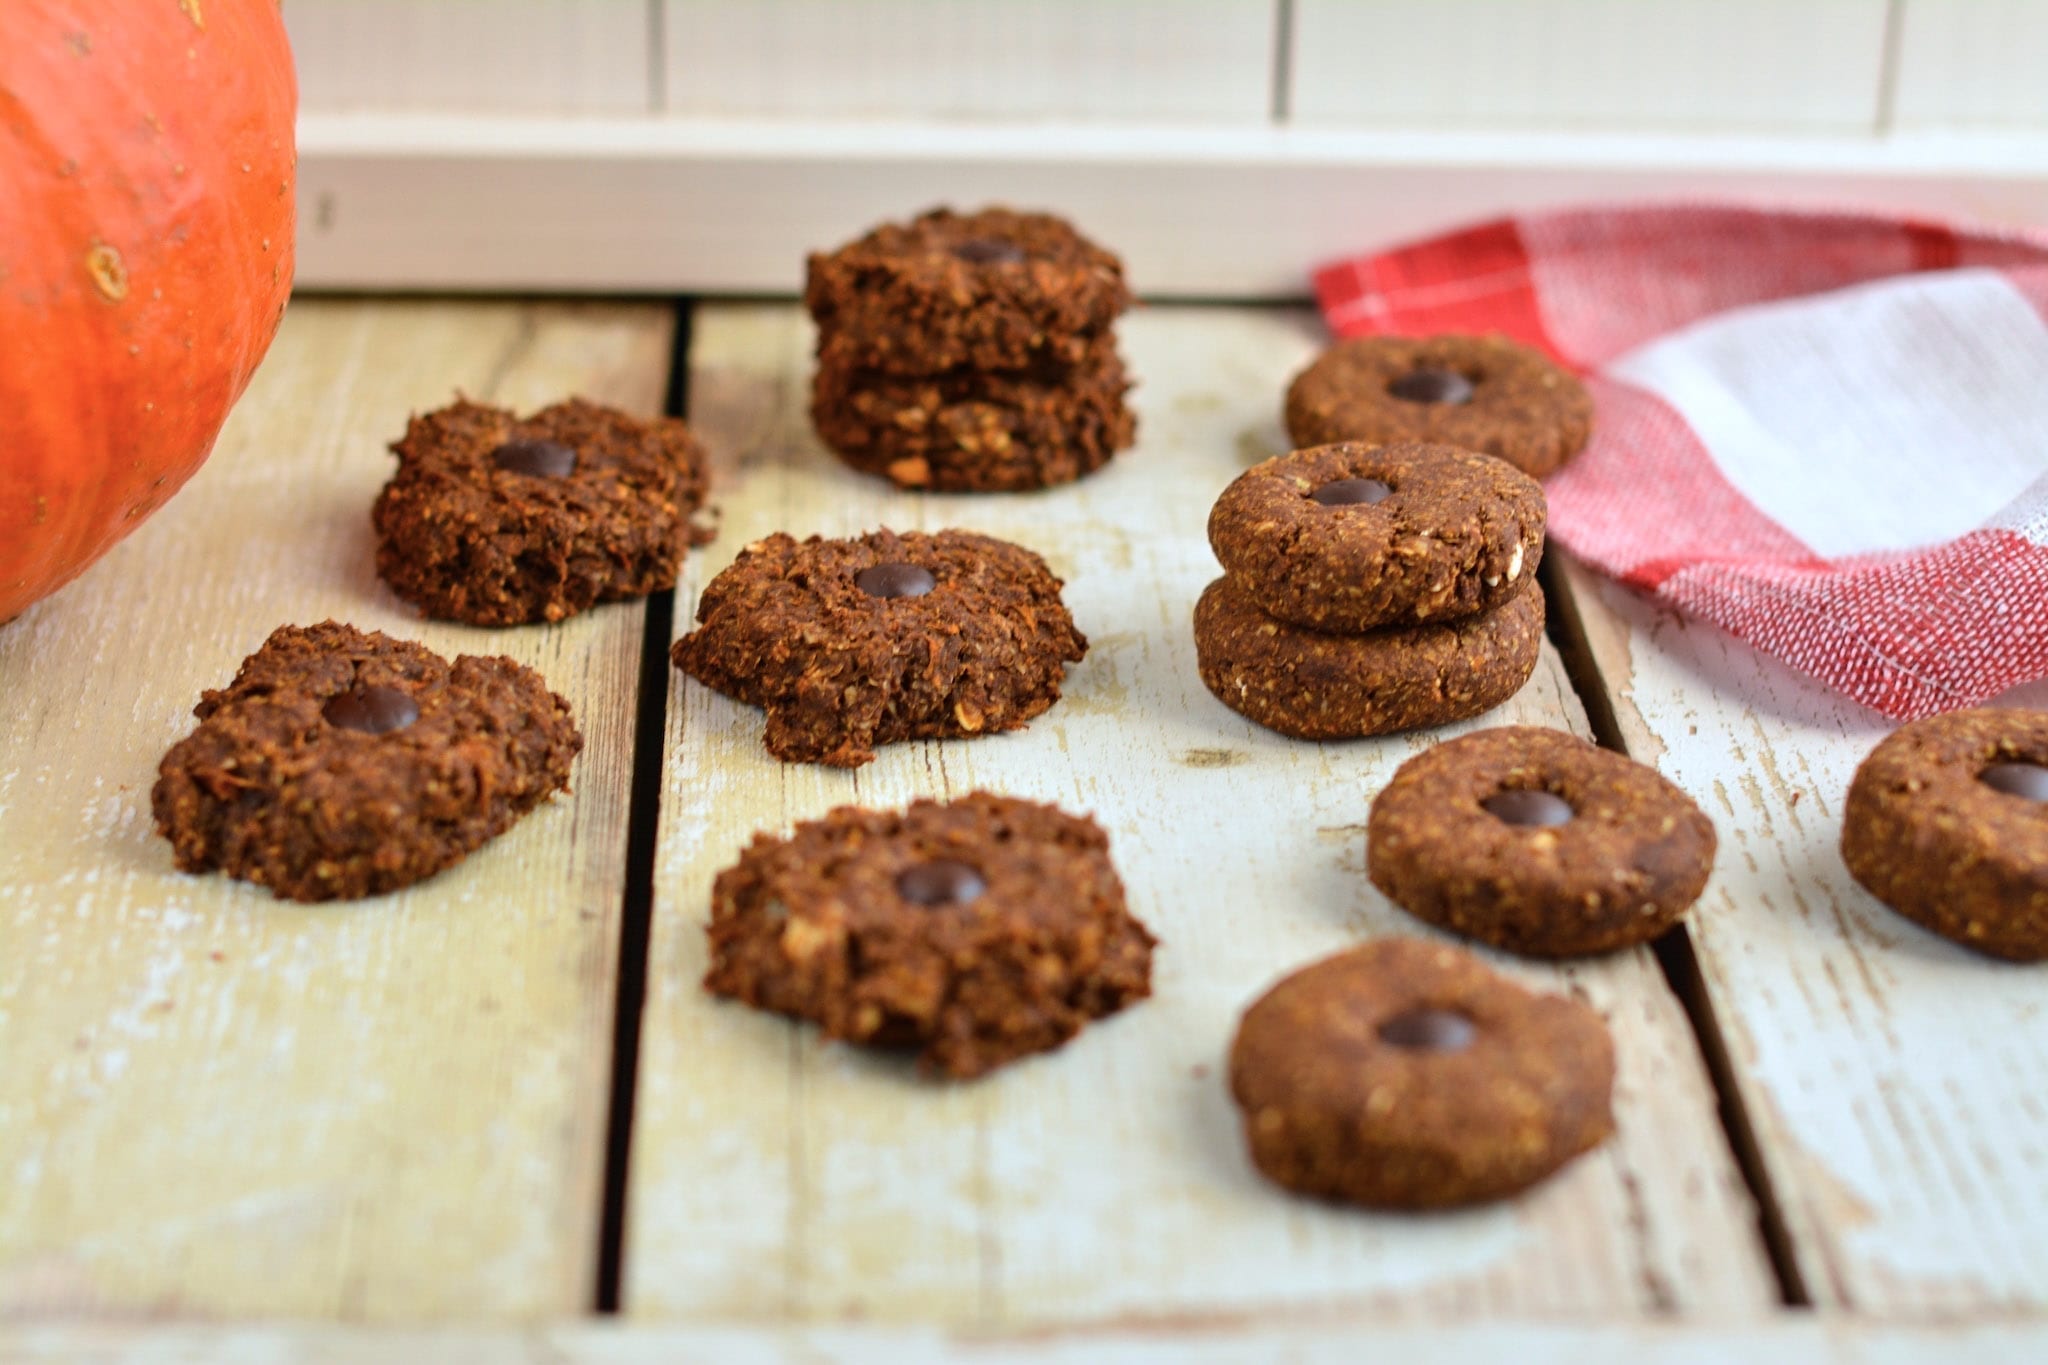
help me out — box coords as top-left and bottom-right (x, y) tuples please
(373, 397), (713, 626)
(706, 792), (1155, 1078)
(1228, 938), (1615, 1209)
(672, 528), (1087, 768)
(1286, 335), (1593, 478)
(1842, 707), (2048, 961)
(1367, 727), (1716, 956)
(152, 621), (582, 901)
(1192, 576), (1543, 741)
(1208, 442), (1546, 633)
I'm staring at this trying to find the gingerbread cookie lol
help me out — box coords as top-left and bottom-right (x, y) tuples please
(811, 341), (1135, 492)
(1208, 442), (1546, 633)
(1193, 576), (1543, 741)
(1842, 707), (2048, 961)
(1229, 937), (1615, 1209)
(152, 621), (581, 901)
(373, 397), (712, 627)
(1367, 727), (1716, 956)
(672, 529), (1087, 767)
(1285, 335), (1593, 479)
(805, 206), (1131, 375)
(705, 792), (1155, 1078)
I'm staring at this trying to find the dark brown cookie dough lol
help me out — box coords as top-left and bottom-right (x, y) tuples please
(373, 396), (713, 627)
(151, 621), (582, 902)
(1229, 937), (1615, 1209)
(1842, 707), (2048, 962)
(1286, 335), (1593, 479)
(1367, 727), (1716, 956)
(1208, 442), (1546, 633)
(805, 206), (1131, 374)
(705, 792), (1155, 1079)
(1193, 576), (1543, 741)
(811, 343), (1136, 492)
(672, 529), (1087, 767)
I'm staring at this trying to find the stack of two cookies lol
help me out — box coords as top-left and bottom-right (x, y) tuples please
(1195, 441), (1548, 739)
(804, 206), (1137, 492)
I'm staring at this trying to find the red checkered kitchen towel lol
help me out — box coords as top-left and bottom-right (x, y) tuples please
(1314, 206), (2048, 720)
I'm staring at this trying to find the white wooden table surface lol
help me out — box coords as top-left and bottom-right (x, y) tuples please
(1, 299), (2042, 1360)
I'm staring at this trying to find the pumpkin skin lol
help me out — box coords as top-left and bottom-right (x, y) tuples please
(0, 0), (296, 622)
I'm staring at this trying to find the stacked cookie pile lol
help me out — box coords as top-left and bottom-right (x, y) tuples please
(1195, 441), (1548, 740)
(804, 206), (1137, 492)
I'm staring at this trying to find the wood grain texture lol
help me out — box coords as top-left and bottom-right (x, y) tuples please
(0, 301), (675, 1319)
(661, 0), (1277, 123)
(622, 304), (1774, 1325)
(1892, 0), (2048, 130)
(288, 0), (656, 114)
(1289, 0), (1890, 131)
(1549, 553), (2048, 1312)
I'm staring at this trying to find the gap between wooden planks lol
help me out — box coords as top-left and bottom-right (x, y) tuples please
(622, 303), (1777, 1326)
(0, 300), (673, 1319)
(1548, 556), (2048, 1315)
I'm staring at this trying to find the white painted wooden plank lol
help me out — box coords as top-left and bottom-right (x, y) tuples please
(1550, 553), (2048, 1312)
(1892, 0), (2048, 130)
(661, 1), (1276, 123)
(0, 301), (674, 1318)
(9, 1319), (2048, 1365)
(623, 304), (1774, 1325)
(1290, 0), (1889, 132)
(292, 114), (2048, 298)
(288, 0), (654, 114)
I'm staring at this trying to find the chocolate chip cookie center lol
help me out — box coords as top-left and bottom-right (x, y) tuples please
(322, 684), (420, 736)
(950, 238), (1026, 266)
(1387, 367), (1477, 406)
(1310, 476), (1393, 507)
(855, 561), (938, 599)
(1980, 761), (2048, 801)
(491, 437), (578, 478)
(1378, 1006), (1478, 1051)
(895, 858), (988, 906)
(1483, 788), (1574, 828)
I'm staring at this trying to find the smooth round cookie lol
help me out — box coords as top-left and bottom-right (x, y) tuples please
(811, 340), (1135, 491)
(1192, 576), (1543, 741)
(1285, 334), (1593, 478)
(804, 206), (1131, 375)
(1367, 726), (1716, 956)
(1228, 937), (1615, 1209)
(1208, 441), (1546, 632)
(672, 529), (1087, 768)
(705, 792), (1155, 1079)
(1842, 707), (2048, 961)
(373, 397), (713, 626)
(151, 621), (582, 901)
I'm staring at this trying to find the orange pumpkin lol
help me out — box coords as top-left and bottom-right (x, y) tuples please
(1, 0), (296, 622)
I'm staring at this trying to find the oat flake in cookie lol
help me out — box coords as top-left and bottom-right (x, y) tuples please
(1368, 726), (1716, 956)
(151, 621), (582, 901)
(1229, 938), (1615, 1209)
(672, 528), (1087, 767)
(373, 396), (713, 626)
(705, 793), (1155, 1079)
(1842, 707), (2048, 961)
(1285, 334), (1593, 478)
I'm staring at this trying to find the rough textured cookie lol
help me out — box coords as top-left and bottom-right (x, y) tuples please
(1285, 334), (1593, 479)
(152, 621), (582, 902)
(1841, 707), (2048, 961)
(672, 528), (1087, 767)
(805, 206), (1131, 374)
(1208, 441), (1546, 633)
(1229, 937), (1615, 1209)
(373, 396), (713, 626)
(811, 343), (1136, 492)
(1193, 576), (1543, 741)
(1367, 727), (1716, 956)
(705, 792), (1155, 1078)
